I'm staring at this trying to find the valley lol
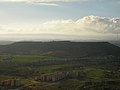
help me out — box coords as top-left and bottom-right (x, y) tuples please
(0, 41), (120, 90)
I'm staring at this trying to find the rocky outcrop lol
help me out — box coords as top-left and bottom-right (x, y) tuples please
(0, 79), (22, 87)
(35, 71), (86, 82)
(35, 72), (68, 82)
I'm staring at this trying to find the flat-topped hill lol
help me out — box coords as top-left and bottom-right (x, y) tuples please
(0, 41), (119, 57)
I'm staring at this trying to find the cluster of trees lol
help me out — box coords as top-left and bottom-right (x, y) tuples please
(78, 80), (120, 90)
(104, 70), (120, 79)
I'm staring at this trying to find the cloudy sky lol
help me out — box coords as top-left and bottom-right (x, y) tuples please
(0, 0), (120, 41)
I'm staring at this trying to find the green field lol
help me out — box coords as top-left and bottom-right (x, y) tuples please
(0, 54), (63, 63)
(0, 54), (120, 90)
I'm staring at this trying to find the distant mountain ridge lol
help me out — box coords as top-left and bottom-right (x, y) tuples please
(0, 41), (120, 57)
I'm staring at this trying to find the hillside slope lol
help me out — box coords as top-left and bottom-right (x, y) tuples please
(0, 41), (120, 57)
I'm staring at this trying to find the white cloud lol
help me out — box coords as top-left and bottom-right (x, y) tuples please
(0, 16), (120, 36)
(0, 0), (95, 3)
(76, 16), (120, 34)
(0, 0), (119, 3)
(0, 0), (82, 6)
(31, 2), (60, 6)
(36, 16), (120, 35)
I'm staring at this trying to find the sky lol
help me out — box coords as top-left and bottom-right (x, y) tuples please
(0, 0), (120, 41)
